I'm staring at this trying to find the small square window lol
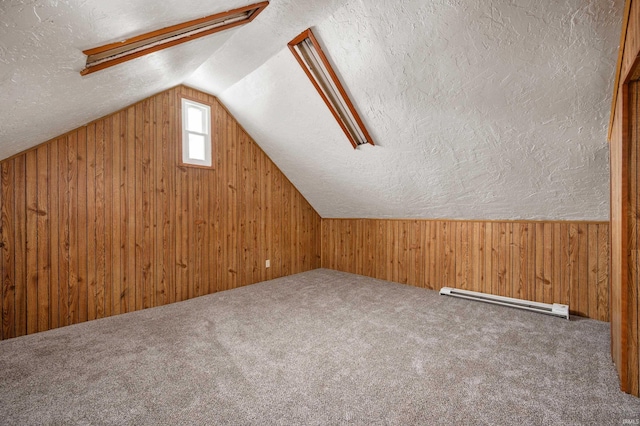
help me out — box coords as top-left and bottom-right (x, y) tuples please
(181, 98), (212, 167)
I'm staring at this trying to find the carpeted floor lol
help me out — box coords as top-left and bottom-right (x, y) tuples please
(1, 268), (639, 425)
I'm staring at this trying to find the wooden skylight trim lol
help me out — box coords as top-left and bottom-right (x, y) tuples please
(80, 1), (269, 76)
(288, 28), (375, 149)
(607, 0), (632, 141)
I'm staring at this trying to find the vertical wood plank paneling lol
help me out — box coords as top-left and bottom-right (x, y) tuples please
(321, 218), (609, 321)
(124, 106), (136, 312)
(134, 100), (145, 308)
(455, 222), (466, 290)
(163, 92), (174, 305)
(354, 219), (363, 276)
(568, 223), (580, 316)
(239, 129), (250, 287)
(468, 222), (478, 292)
(560, 223), (570, 306)
(466, 222), (475, 293)
(111, 113), (122, 316)
(364, 220), (376, 279)
(95, 120), (106, 319)
(207, 108), (217, 293)
(86, 124), (97, 321)
(399, 221), (409, 284)
(230, 112), (240, 285)
(48, 140), (60, 328)
(77, 128), (88, 324)
(511, 223), (522, 299)
(627, 80), (639, 394)
(588, 224), (599, 318)
(475, 222), (486, 294)
(491, 222), (501, 295)
(499, 222), (509, 297)
(597, 224), (610, 321)
(14, 155), (26, 336)
(281, 180), (291, 278)
(375, 220), (386, 281)
(271, 169), (282, 280)
(67, 131), (79, 325)
(1, 162), (14, 339)
(578, 224), (589, 317)
(534, 222), (544, 305)
(441, 221), (453, 286)
(428, 221), (438, 289)
(250, 135), (260, 283)
(186, 108), (196, 298)
(36, 146), (49, 333)
(262, 150), (271, 280)
(552, 223), (563, 306)
(157, 94), (170, 305)
(25, 150), (37, 335)
(412, 220), (423, 287)
(610, 83), (624, 389)
(526, 223), (537, 303)
(483, 223), (493, 295)
(103, 119), (113, 319)
(389, 221), (398, 282)
(0, 85), (322, 340)
(141, 99), (152, 308)
(225, 108), (238, 289)
(543, 223), (553, 304)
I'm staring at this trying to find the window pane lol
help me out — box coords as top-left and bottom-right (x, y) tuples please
(187, 106), (204, 133)
(188, 133), (206, 161)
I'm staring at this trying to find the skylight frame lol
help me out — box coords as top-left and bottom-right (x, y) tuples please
(288, 28), (375, 149)
(81, 1), (269, 76)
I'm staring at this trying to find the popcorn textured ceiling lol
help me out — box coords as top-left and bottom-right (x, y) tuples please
(0, 0), (623, 220)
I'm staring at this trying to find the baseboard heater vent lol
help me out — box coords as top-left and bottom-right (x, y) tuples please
(439, 287), (569, 320)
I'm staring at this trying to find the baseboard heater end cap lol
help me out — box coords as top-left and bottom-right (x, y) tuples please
(552, 303), (570, 320)
(439, 287), (453, 296)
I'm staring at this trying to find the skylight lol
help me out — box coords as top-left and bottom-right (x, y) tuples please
(81, 2), (269, 76)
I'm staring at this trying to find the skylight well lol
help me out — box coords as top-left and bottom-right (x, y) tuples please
(81, 2), (269, 75)
(288, 28), (375, 149)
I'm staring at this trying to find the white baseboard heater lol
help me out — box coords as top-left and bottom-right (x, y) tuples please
(439, 287), (570, 320)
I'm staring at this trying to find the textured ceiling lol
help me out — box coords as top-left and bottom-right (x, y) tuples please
(1, 0), (623, 220)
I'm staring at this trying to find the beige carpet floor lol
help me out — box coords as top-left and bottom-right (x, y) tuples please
(1, 268), (639, 425)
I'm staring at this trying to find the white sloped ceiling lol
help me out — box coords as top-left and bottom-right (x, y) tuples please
(0, 0), (248, 157)
(2, 0), (624, 221)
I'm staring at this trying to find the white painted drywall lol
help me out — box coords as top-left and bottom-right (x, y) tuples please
(215, 0), (622, 220)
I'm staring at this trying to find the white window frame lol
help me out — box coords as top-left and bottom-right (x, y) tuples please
(181, 98), (212, 167)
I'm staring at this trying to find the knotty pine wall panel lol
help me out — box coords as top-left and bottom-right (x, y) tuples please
(322, 219), (609, 321)
(0, 85), (321, 340)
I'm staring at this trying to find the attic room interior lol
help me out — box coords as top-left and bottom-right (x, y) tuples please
(3, 0), (640, 423)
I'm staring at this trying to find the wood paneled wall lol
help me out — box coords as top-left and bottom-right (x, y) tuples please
(609, 0), (640, 397)
(0, 85), (321, 340)
(610, 85), (627, 392)
(322, 219), (609, 321)
(610, 78), (640, 395)
(625, 80), (640, 396)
